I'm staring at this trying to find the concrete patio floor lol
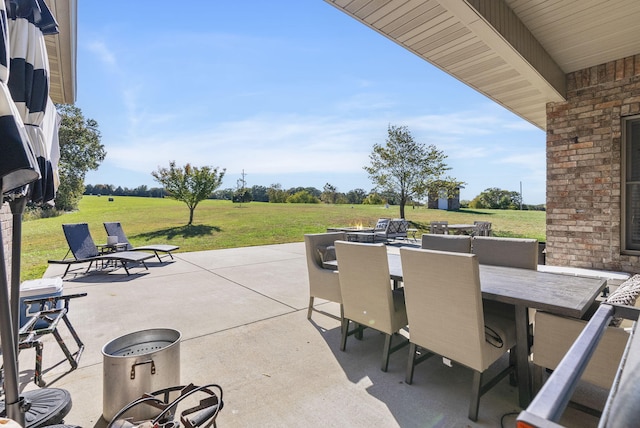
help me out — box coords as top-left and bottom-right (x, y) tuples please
(13, 242), (609, 427)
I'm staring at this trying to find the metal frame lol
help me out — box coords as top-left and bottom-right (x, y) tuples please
(16, 293), (86, 386)
(517, 303), (640, 427)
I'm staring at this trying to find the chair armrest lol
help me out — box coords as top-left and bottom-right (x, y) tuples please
(23, 293), (88, 311)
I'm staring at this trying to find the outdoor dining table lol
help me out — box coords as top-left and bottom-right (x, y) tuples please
(324, 253), (607, 408)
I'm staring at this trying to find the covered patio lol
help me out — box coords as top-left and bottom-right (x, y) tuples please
(18, 243), (612, 427)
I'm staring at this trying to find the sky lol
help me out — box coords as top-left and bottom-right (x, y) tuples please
(78, 1), (546, 204)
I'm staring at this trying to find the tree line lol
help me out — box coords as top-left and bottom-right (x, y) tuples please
(84, 182), (388, 205)
(84, 182), (544, 210)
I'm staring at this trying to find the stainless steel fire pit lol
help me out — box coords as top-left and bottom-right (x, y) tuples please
(102, 328), (181, 422)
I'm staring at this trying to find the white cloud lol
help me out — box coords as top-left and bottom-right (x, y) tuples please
(86, 40), (117, 68)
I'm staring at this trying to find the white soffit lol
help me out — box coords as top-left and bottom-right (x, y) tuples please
(44, 0), (77, 104)
(325, 0), (640, 131)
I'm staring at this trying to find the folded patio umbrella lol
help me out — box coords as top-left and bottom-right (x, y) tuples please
(0, 0), (62, 424)
(7, 0), (59, 203)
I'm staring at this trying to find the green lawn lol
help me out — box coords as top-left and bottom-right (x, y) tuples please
(20, 195), (546, 280)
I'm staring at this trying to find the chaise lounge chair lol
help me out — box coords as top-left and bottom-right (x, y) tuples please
(103, 221), (180, 262)
(48, 223), (155, 278)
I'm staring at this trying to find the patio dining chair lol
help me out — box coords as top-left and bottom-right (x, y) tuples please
(304, 232), (345, 321)
(429, 221), (449, 234)
(335, 241), (408, 372)
(472, 221), (492, 237)
(472, 236), (538, 352)
(471, 236), (538, 270)
(104, 221), (180, 262)
(421, 234), (471, 253)
(400, 247), (517, 421)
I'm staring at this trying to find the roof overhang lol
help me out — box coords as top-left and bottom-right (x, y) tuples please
(44, 0), (77, 104)
(324, 0), (640, 130)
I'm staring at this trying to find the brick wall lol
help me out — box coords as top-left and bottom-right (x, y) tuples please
(546, 54), (640, 272)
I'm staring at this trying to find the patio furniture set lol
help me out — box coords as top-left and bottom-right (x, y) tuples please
(328, 218), (416, 243)
(304, 231), (640, 422)
(48, 222), (179, 278)
(429, 220), (492, 236)
(327, 219), (492, 244)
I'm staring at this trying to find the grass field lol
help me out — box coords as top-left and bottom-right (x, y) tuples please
(20, 195), (546, 280)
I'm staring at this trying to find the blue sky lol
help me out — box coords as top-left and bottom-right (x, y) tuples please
(78, 1), (546, 204)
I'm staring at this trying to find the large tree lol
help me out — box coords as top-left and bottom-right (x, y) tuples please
(55, 104), (106, 211)
(364, 124), (449, 218)
(152, 161), (225, 225)
(470, 187), (522, 210)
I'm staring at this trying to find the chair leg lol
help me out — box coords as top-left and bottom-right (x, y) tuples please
(405, 342), (417, 384)
(340, 319), (349, 351)
(307, 296), (314, 320)
(382, 334), (392, 372)
(509, 347), (517, 386)
(469, 371), (482, 422)
(34, 340), (45, 387)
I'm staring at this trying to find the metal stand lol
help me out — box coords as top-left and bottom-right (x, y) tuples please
(0, 185), (25, 426)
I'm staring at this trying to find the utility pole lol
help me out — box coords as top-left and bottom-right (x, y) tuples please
(520, 181), (523, 210)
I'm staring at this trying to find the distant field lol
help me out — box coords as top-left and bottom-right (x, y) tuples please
(20, 195), (546, 280)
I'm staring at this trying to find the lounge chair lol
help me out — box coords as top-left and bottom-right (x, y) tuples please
(48, 223), (155, 278)
(104, 221), (179, 262)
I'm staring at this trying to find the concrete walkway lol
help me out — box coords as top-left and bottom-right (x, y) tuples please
(15, 243), (604, 427)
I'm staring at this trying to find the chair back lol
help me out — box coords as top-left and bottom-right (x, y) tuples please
(400, 248), (486, 370)
(472, 236), (538, 269)
(62, 223), (100, 259)
(374, 218), (390, 231)
(421, 234), (471, 253)
(304, 232), (345, 303)
(430, 221), (448, 234)
(103, 222), (134, 250)
(335, 241), (398, 335)
(387, 219), (408, 234)
(473, 221), (492, 236)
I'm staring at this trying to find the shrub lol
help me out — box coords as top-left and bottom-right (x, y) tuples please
(286, 190), (320, 203)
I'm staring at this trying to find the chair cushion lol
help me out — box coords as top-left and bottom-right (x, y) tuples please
(317, 245), (336, 264)
(606, 274), (640, 327)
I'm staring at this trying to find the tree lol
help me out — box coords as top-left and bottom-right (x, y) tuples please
(55, 104), (106, 211)
(321, 183), (338, 204)
(152, 161), (225, 225)
(346, 188), (367, 204)
(233, 169), (251, 203)
(250, 185), (269, 202)
(364, 125), (449, 218)
(286, 190), (320, 203)
(470, 187), (522, 209)
(362, 192), (385, 205)
(267, 183), (289, 203)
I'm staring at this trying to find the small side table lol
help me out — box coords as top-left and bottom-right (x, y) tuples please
(407, 228), (418, 242)
(96, 243), (128, 269)
(97, 242), (127, 254)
